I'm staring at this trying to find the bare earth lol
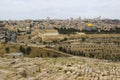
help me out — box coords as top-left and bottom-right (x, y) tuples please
(0, 57), (120, 80)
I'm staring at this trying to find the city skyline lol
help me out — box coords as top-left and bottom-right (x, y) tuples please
(0, 0), (120, 20)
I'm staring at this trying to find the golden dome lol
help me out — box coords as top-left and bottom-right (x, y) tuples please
(87, 23), (93, 27)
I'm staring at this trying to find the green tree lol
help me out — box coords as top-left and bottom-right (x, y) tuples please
(19, 46), (26, 54)
(5, 47), (9, 53)
(26, 47), (32, 55)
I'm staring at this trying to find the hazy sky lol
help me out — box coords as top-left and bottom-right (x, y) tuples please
(0, 0), (120, 20)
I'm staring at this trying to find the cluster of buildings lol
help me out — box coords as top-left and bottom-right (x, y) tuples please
(0, 17), (120, 43)
(0, 30), (17, 43)
(0, 17), (120, 34)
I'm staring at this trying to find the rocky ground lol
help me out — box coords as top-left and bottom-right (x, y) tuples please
(0, 57), (120, 80)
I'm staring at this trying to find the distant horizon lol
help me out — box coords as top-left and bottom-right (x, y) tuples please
(0, 16), (120, 21)
(0, 0), (120, 20)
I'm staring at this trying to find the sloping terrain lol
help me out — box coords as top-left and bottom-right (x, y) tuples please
(0, 42), (71, 58)
(0, 57), (120, 80)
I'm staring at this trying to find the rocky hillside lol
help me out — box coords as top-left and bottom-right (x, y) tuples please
(0, 57), (120, 80)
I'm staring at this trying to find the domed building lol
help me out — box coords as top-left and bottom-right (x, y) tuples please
(87, 23), (93, 27)
(85, 23), (97, 31)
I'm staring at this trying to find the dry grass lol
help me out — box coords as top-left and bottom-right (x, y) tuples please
(0, 42), (70, 58)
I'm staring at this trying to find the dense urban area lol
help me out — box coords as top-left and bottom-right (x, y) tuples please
(0, 17), (120, 80)
(0, 17), (120, 60)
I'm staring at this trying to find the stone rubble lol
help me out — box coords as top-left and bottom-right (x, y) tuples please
(0, 57), (120, 80)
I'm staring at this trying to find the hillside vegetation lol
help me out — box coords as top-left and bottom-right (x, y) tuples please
(55, 34), (120, 61)
(0, 42), (70, 58)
